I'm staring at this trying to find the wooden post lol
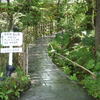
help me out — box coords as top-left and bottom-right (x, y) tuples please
(8, 46), (13, 66)
(26, 46), (28, 74)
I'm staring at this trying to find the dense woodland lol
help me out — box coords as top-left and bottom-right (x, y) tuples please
(0, 0), (100, 100)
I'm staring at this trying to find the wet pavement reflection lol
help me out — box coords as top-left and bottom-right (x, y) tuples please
(19, 36), (95, 100)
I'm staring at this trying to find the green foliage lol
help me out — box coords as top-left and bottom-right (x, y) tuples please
(48, 32), (100, 99)
(55, 33), (70, 46)
(62, 66), (71, 75)
(85, 59), (95, 70)
(60, 1), (88, 33)
(0, 0), (98, 99)
(0, 72), (4, 77)
(82, 36), (95, 46)
(47, 0), (98, 99)
(95, 62), (100, 72)
(48, 31), (98, 99)
(82, 76), (100, 99)
(49, 33), (70, 54)
(0, 67), (30, 100)
(70, 74), (78, 81)
(50, 40), (61, 52)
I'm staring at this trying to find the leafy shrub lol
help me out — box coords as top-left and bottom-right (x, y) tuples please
(48, 31), (100, 99)
(70, 74), (78, 81)
(0, 67), (30, 100)
(95, 62), (100, 72)
(62, 66), (72, 75)
(82, 76), (100, 99)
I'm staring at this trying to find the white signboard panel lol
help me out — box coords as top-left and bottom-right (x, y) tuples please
(1, 32), (23, 46)
(0, 47), (22, 53)
(1, 0), (14, 3)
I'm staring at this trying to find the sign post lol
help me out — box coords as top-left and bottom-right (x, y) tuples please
(0, 32), (23, 76)
(9, 46), (13, 66)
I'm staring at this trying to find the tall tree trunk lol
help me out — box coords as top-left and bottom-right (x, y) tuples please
(8, 14), (13, 31)
(7, 0), (13, 31)
(85, 0), (94, 30)
(56, 0), (61, 32)
(95, 0), (100, 61)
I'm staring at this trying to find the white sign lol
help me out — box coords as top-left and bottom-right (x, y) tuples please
(1, 32), (23, 46)
(0, 47), (22, 53)
(1, 0), (14, 3)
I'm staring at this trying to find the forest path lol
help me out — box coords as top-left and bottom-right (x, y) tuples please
(19, 36), (95, 100)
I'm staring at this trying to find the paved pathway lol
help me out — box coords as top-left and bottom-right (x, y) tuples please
(19, 36), (95, 100)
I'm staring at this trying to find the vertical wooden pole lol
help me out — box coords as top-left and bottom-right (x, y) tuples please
(8, 46), (13, 66)
(23, 45), (26, 73)
(26, 46), (28, 74)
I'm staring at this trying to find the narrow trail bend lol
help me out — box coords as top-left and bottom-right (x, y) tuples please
(19, 36), (95, 100)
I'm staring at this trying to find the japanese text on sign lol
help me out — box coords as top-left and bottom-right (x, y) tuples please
(1, 32), (23, 46)
(0, 48), (22, 53)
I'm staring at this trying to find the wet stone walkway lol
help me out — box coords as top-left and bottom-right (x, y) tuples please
(19, 36), (95, 100)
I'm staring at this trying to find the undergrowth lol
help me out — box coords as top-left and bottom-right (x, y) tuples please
(48, 32), (100, 99)
(0, 67), (31, 100)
